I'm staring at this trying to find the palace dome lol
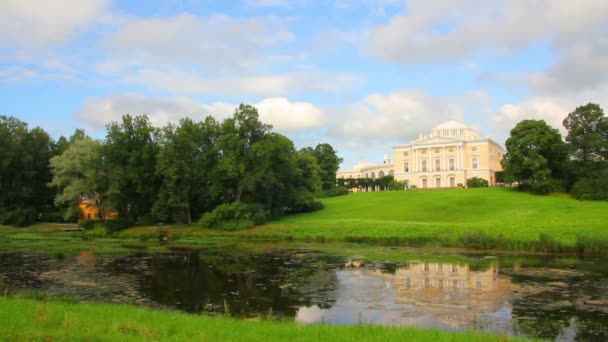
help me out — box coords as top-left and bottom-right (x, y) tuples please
(433, 120), (469, 130)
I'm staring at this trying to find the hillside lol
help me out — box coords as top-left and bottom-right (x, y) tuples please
(242, 188), (608, 251)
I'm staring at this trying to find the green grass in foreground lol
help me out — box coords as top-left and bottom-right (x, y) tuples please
(0, 297), (532, 341)
(241, 188), (608, 253)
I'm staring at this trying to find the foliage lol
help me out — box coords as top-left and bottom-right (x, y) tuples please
(562, 103), (608, 200)
(0, 116), (59, 226)
(154, 117), (221, 224)
(103, 115), (160, 224)
(563, 103), (608, 162)
(301, 143), (343, 190)
(78, 219), (96, 230)
(199, 202), (266, 231)
(316, 186), (350, 198)
(502, 119), (568, 194)
(3, 105), (340, 228)
(104, 218), (131, 234)
(570, 176), (608, 201)
(466, 177), (489, 188)
(49, 136), (107, 221)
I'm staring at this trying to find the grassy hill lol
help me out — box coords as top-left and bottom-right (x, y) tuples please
(242, 188), (608, 252)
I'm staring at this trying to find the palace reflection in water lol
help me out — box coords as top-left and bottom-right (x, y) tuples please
(297, 262), (513, 332)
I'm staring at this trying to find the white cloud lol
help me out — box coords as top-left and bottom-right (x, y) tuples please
(365, 0), (608, 64)
(110, 67), (358, 97)
(331, 89), (463, 141)
(256, 97), (326, 131)
(0, 0), (110, 48)
(102, 13), (293, 73)
(75, 94), (326, 133)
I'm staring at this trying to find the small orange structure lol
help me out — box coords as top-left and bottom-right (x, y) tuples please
(78, 197), (117, 221)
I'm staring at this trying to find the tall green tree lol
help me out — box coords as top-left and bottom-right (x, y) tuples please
(155, 117), (221, 224)
(49, 137), (107, 221)
(103, 115), (160, 223)
(563, 103), (608, 200)
(502, 119), (568, 194)
(563, 103), (608, 163)
(0, 116), (55, 225)
(218, 104), (272, 202)
(301, 143), (343, 191)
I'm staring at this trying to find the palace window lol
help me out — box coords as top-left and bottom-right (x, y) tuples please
(448, 147), (454, 152)
(449, 158), (455, 170)
(421, 149), (427, 155)
(421, 160), (428, 172)
(434, 148), (441, 153)
(435, 159), (441, 171)
(472, 157), (478, 169)
(404, 162), (409, 172)
(471, 146), (477, 152)
(403, 151), (409, 156)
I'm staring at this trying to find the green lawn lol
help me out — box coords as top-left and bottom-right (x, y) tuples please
(0, 298), (533, 341)
(240, 188), (608, 252)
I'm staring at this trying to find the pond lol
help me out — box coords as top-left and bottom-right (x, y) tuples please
(1, 246), (607, 340)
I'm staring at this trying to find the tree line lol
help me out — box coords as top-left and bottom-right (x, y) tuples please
(502, 103), (608, 199)
(0, 104), (342, 227)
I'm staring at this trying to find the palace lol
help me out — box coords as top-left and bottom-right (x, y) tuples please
(337, 121), (505, 188)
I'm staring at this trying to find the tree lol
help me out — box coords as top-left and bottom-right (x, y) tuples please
(50, 137), (107, 221)
(103, 115), (160, 224)
(0, 116), (56, 226)
(502, 120), (568, 194)
(155, 117), (221, 224)
(218, 104), (272, 202)
(563, 103), (608, 163)
(301, 143), (343, 191)
(563, 103), (608, 200)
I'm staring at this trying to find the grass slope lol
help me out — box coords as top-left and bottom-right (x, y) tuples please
(0, 298), (532, 341)
(243, 188), (608, 251)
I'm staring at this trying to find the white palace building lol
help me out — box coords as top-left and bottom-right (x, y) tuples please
(337, 121), (505, 189)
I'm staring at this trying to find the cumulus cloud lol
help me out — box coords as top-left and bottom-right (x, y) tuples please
(331, 89), (463, 141)
(102, 13), (293, 73)
(0, 0), (110, 48)
(365, 0), (608, 64)
(104, 67), (358, 97)
(75, 94), (326, 133)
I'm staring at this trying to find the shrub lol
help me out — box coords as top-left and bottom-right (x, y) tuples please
(64, 206), (83, 223)
(316, 186), (349, 198)
(78, 219), (96, 230)
(466, 177), (489, 188)
(571, 178), (608, 201)
(199, 202), (266, 231)
(104, 218), (131, 234)
(288, 189), (325, 214)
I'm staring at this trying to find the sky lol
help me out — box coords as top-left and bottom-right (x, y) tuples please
(1, 0), (607, 168)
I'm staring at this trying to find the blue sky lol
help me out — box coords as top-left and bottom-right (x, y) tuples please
(1, 0), (607, 167)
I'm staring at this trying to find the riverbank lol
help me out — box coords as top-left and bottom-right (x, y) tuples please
(0, 297), (533, 341)
(241, 188), (608, 253)
(1, 188), (607, 255)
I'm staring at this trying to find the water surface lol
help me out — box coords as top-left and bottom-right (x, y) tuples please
(1, 247), (607, 340)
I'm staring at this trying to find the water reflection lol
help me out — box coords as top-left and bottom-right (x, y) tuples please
(295, 262), (513, 333)
(1, 249), (607, 340)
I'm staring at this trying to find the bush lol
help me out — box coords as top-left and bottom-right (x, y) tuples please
(0, 207), (37, 227)
(104, 218), (131, 234)
(78, 219), (96, 230)
(199, 202), (267, 231)
(64, 206), (83, 223)
(466, 177), (489, 188)
(288, 190), (325, 214)
(316, 186), (349, 198)
(571, 178), (608, 201)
